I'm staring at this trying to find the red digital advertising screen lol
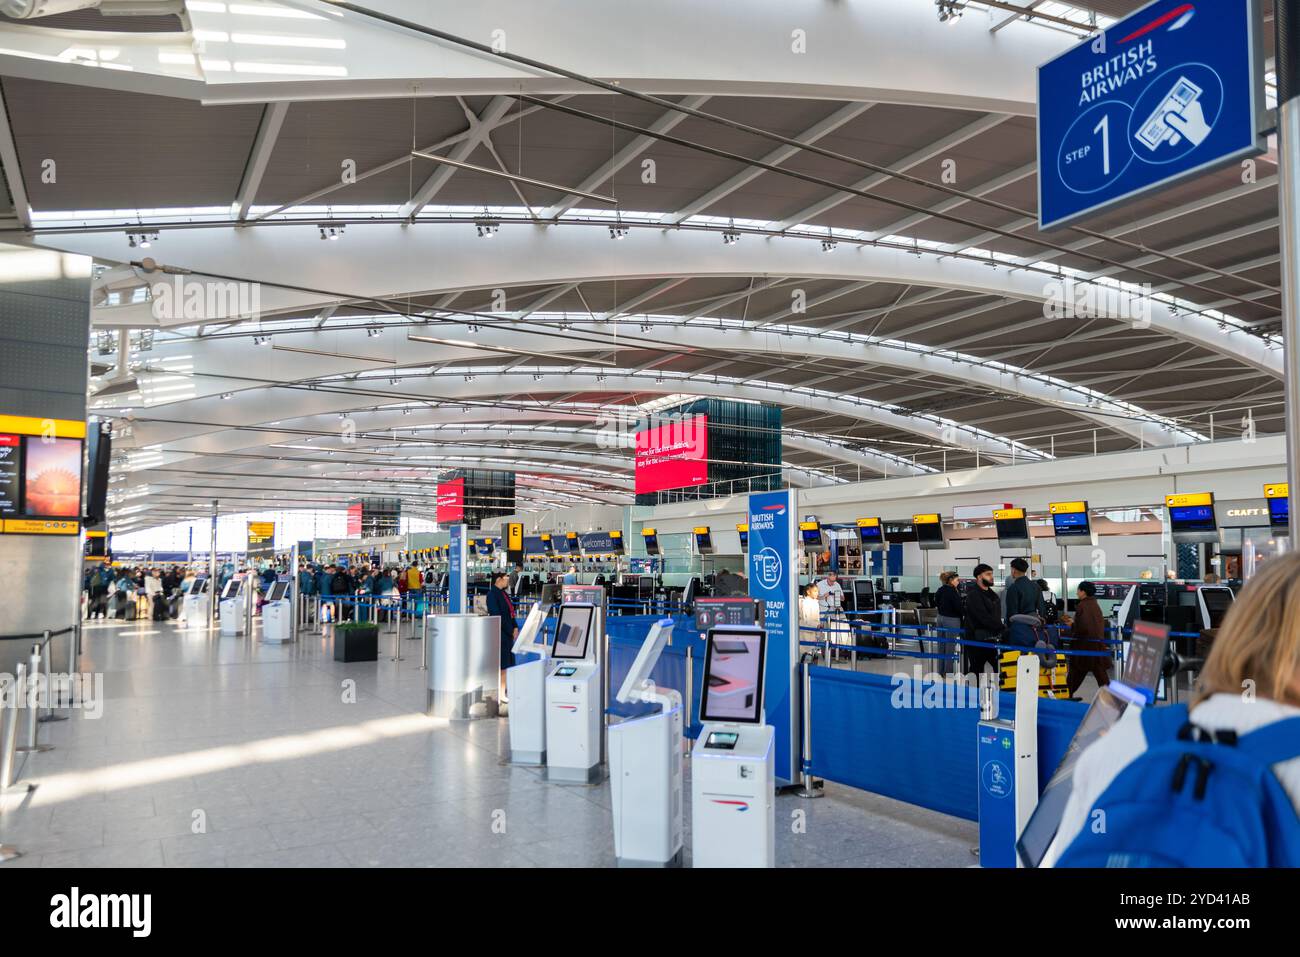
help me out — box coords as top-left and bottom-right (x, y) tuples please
(635, 413), (708, 495)
(436, 477), (465, 524)
(346, 502), (362, 536)
(23, 436), (82, 518)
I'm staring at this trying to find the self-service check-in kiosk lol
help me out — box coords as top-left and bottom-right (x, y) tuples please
(691, 625), (774, 868)
(977, 654), (1039, 868)
(180, 576), (211, 628)
(544, 602), (601, 783)
(609, 618), (681, 867)
(219, 576), (249, 636)
(261, 578), (293, 643)
(506, 602), (552, 766)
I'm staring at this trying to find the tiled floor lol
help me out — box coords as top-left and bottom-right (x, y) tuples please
(0, 616), (977, 868)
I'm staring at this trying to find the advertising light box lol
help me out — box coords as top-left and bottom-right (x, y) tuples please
(634, 413), (708, 495)
(0, 417), (86, 535)
(435, 477), (465, 524)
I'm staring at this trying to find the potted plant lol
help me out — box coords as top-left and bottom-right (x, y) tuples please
(333, 619), (379, 662)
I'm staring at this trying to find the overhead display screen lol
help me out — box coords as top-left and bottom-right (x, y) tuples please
(1168, 504), (1216, 531)
(1050, 501), (1093, 543)
(435, 477), (465, 524)
(857, 518), (884, 547)
(634, 413), (708, 495)
(1166, 492), (1218, 543)
(0, 434), (19, 516)
(914, 514), (945, 549)
(1265, 483), (1289, 533)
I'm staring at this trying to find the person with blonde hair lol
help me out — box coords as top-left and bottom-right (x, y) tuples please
(1045, 552), (1300, 867)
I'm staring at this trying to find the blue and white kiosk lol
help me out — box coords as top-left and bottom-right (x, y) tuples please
(506, 601), (552, 766)
(609, 618), (681, 867)
(261, 577), (293, 644)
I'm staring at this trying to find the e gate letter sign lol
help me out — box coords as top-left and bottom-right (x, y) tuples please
(1038, 0), (1266, 230)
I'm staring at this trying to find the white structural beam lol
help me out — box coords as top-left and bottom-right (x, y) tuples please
(0, 0), (1072, 113)
(542, 95), (711, 219)
(56, 221), (1280, 377)
(663, 102), (873, 225)
(400, 97), (514, 218)
(773, 112), (1010, 230)
(234, 102), (290, 221)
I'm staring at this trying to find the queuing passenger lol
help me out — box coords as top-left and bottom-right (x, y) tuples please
(715, 568), (745, 596)
(487, 571), (518, 705)
(935, 571), (964, 641)
(798, 583), (822, 630)
(1204, 572), (1221, 584)
(1046, 554), (1300, 866)
(963, 563), (1004, 676)
(406, 562), (422, 592)
(563, 564), (578, 585)
(1036, 578), (1059, 624)
(816, 570), (845, 615)
(89, 560), (113, 619)
(1004, 557), (1043, 623)
(1062, 581), (1109, 698)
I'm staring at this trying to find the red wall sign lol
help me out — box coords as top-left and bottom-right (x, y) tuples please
(635, 414), (709, 494)
(436, 477), (465, 524)
(346, 502), (362, 536)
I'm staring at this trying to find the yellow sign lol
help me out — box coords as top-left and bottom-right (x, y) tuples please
(798, 521), (820, 531)
(1265, 483), (1289, 499)
(693, 526), (711, 535)
(993, 508), (1025, 521)
(913, 513), (941, 524)
(505, 522), (523, 550)
(735, 523), (748, 533)
(642, 528), (657, 536)
(0, 415), (86, 439)
(246, 521), (275, 541)
(4, 518), (79, 535)
(856, 517), (880, 528)
(86, 529), (107, 538)
(565, 532), (578, 540)
(611, 530), (623, 539)
(1166, 492), (1213, 508)
(1049, 501), (1087, 514)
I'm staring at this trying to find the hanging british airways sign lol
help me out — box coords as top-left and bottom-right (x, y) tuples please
(1037, 0), (1266, 230)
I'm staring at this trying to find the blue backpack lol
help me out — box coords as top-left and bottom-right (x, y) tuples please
(1057, 703), (1300, 867)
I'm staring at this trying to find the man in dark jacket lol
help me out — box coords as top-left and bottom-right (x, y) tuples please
(1003, 558), (1043, 623)
(963, 563), (1004, 677)
(486, 572), (518, 705)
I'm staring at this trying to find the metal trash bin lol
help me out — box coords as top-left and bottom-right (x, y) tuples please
(426, 614), (500, 720)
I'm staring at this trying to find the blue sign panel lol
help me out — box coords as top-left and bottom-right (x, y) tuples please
(1038, 0), (1265, 230)
(747, 488), (798, 784)
(448, 525), (466, 614)
(977, 723), (1018, 868)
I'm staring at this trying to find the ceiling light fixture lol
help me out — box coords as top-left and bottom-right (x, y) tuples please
(475, 218), (500, 238)
(610, 224), (628, 240)
(319, 224), (345, 241)
(722, 229), (740, 245)
(935, 0), (963, 24)
(126, 230), (158, 249)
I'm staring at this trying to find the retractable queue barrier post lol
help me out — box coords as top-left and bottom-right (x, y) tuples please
(38, 631), (67, 724)
(391, 600), (404, 663)
(16, 645), (51, 755)
(796, 654), (823, 799)
(419, 606), (429, 671)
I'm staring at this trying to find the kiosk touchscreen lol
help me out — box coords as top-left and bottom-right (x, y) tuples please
(544, 602), (601, 782)
(261, 579), (293, 644)
(609, 619), (683, 867)
(1016, 621), (1170, 868)
(506, 602), (553, 766)
(691, 625), (774, 868)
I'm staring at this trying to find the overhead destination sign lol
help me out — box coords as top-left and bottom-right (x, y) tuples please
(1037, 0), (1266, 230)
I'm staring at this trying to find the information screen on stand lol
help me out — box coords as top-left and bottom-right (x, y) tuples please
(1037, 0), (1266, 230)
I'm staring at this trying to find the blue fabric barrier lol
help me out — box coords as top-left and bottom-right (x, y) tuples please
(606, 616), (706, 738)
(806, 666), (1086, 822)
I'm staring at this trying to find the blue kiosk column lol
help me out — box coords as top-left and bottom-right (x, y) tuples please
(746, 488), (799, 785)
(448, 524), (468, 613)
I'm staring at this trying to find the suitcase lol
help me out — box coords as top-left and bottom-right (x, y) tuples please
(999, 648), (1069, 698)
(123, 598), (138, 621)
(152, 593), (169, 621)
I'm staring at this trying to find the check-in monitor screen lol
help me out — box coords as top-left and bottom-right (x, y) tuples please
(1268, 495), (1289, 531)
(221, 579), (238, 599)
(268, 581), (289, 601)
(915, 521), (945, 546)
(858, 523), (883, 545)
(551, 604), (594, 660)
(1168, 504), (1216, 534)
(1052, 510), (1092, 540)
(699, 627), (766, 724)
